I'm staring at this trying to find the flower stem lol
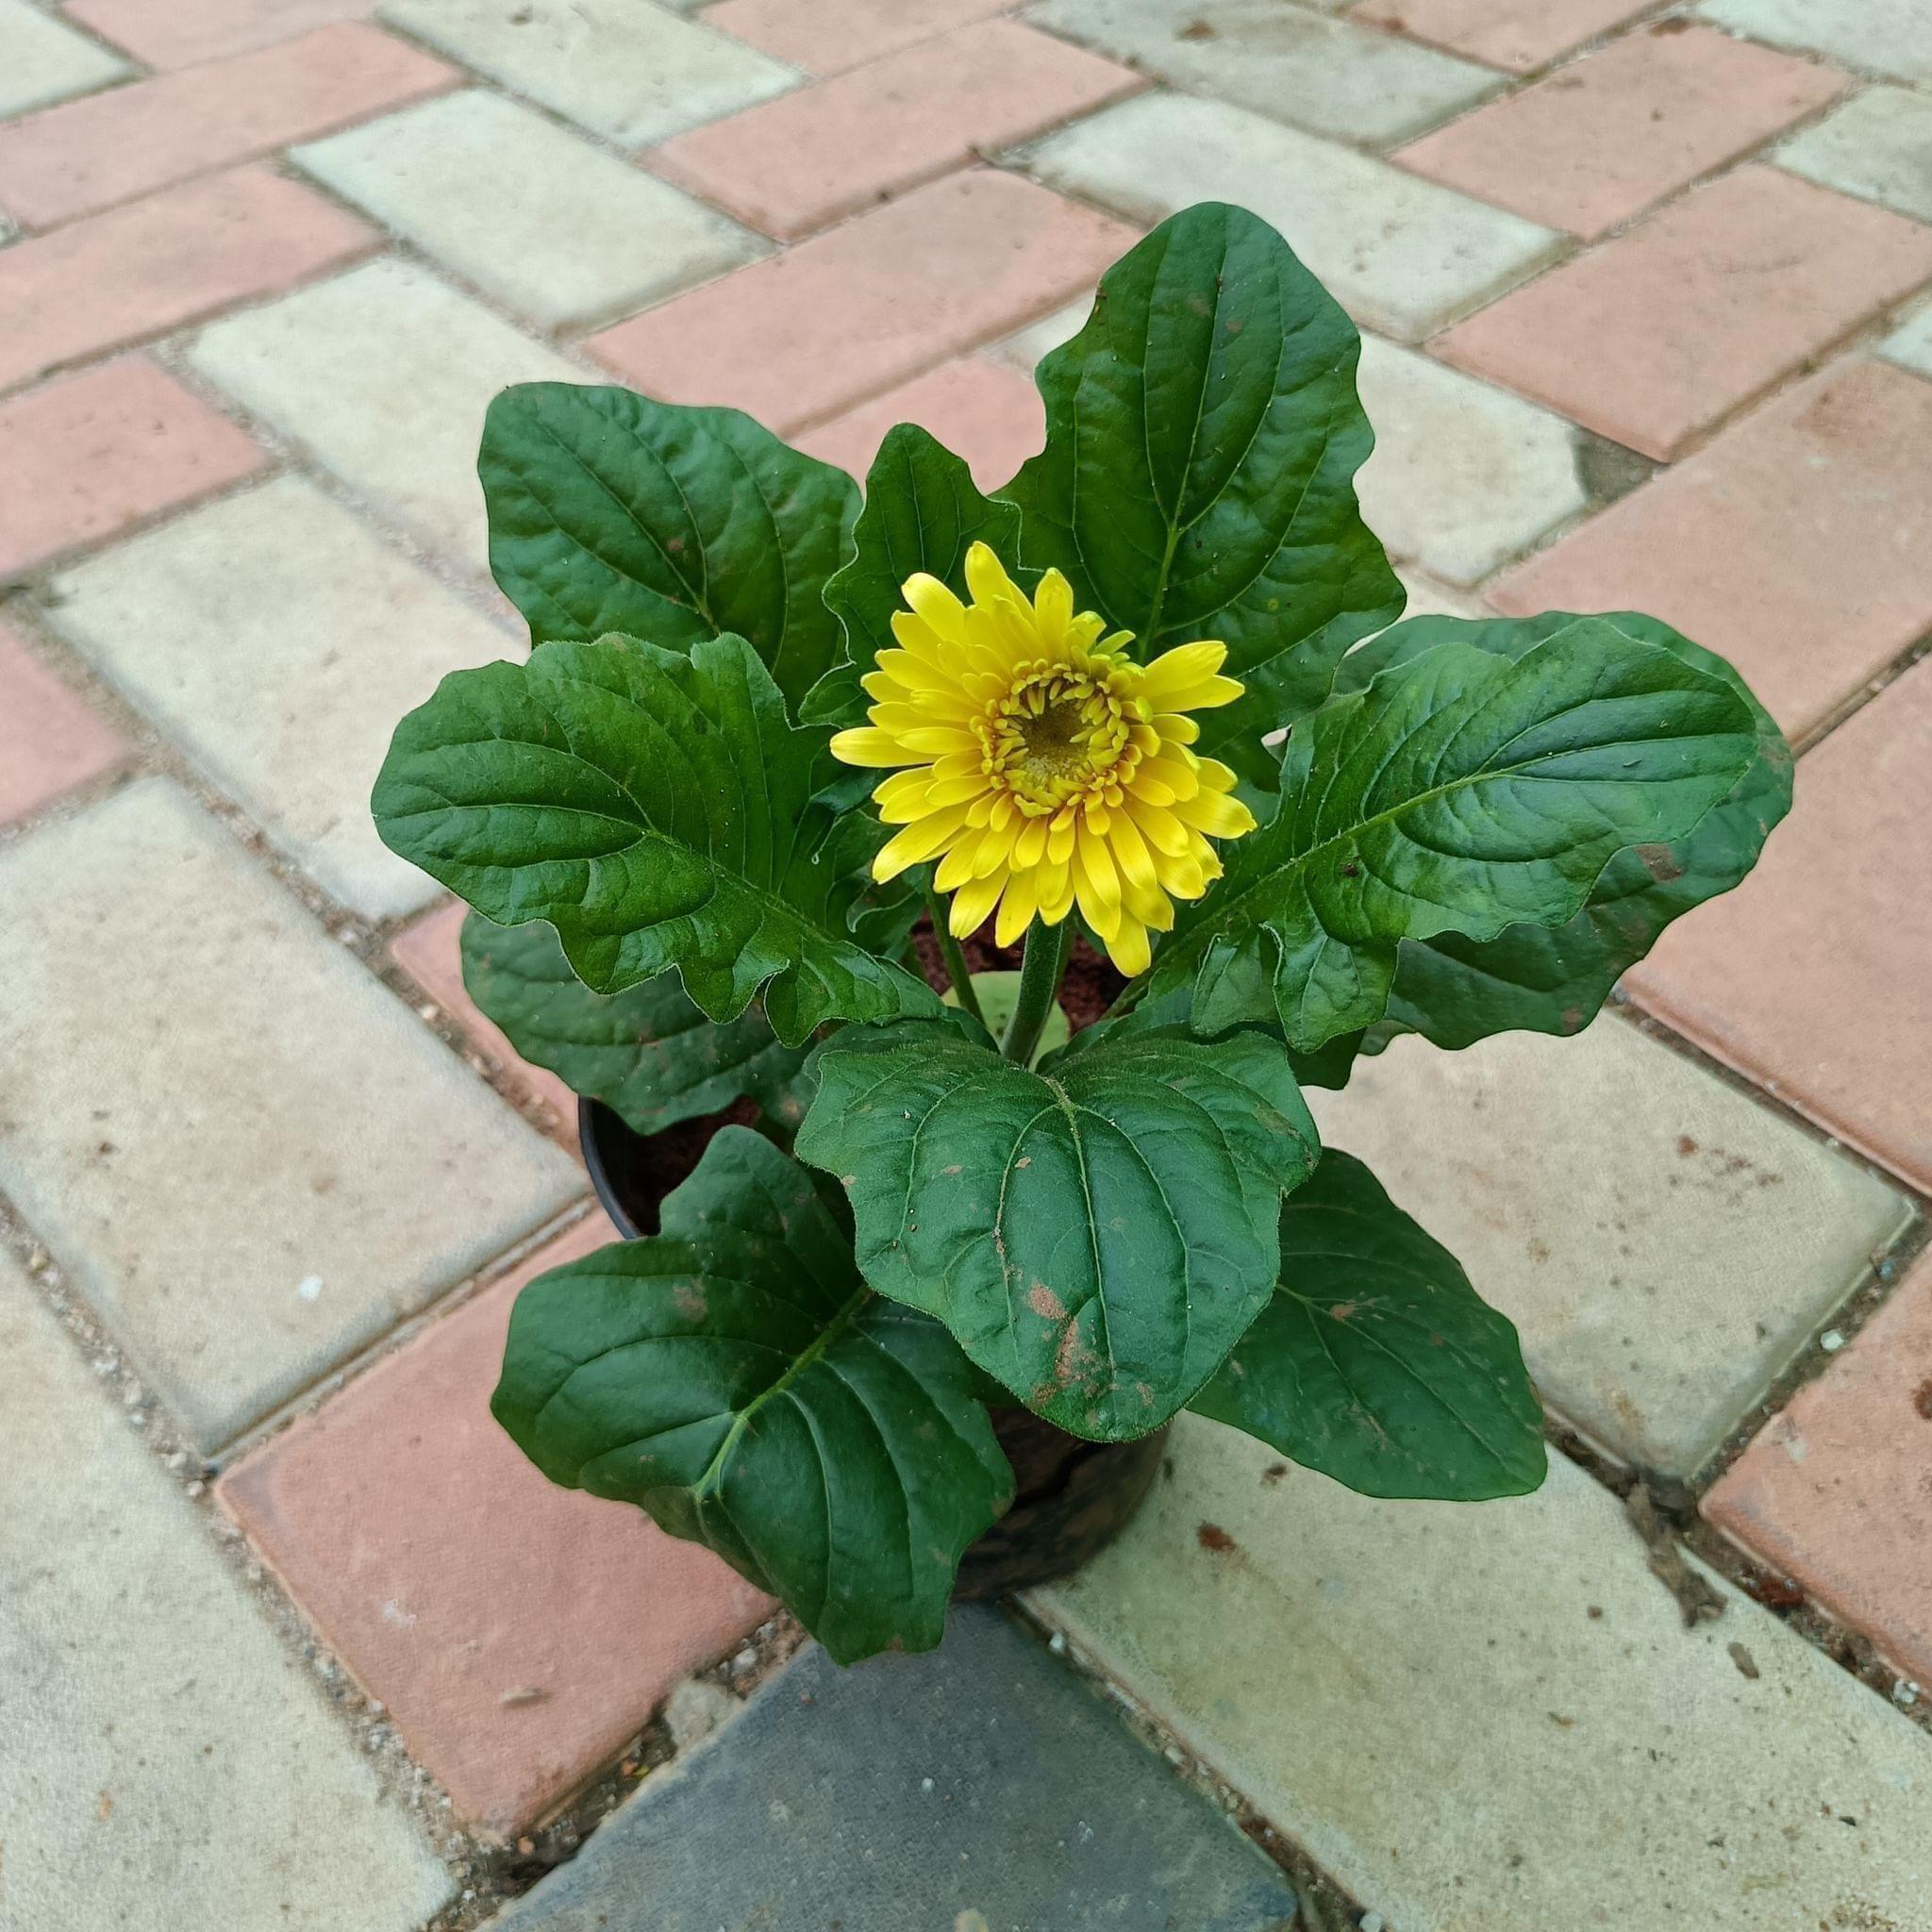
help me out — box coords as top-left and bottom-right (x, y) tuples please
(926, 886), (987, 1029)
(1001, 919), (1071, 1065)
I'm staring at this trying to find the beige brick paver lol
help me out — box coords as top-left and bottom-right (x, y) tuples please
(1775, 85), (1932, 225)
(1396, 24), (1847, 240)
(0, 1248), (456, 1931)
(0, 23), (457, 231)
(0, 0), (128, 119)
(648, 19), (1144, 242)
(188, 258), (582, 575)
(589, 168), (1136, 430)
(1024, 91), (1563, 342)
(43, 476), (520, 919)
(0, 358), (265, 579)
(1696, 0), (1932, 88)
(1026, 0), (1502, 149)
(0, 165), (376, 395)
(378, 0), (799, 146)
(1308, 1022), (1911, 1477)
(0, 779), (583, 1450)
(1435, 167), (1932, 458)
(295, 90), (766, 330)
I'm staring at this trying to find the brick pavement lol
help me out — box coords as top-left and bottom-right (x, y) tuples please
(0, 1), (1926, 1925)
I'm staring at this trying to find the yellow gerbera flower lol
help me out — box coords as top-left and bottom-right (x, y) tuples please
(829, 543), (1257, 977)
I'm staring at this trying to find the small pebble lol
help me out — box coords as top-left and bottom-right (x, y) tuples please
(1820, 1329), (1845, 1353)
(1894, 1680), (1922, 1708)
(295, 1274), (324, 1303)
(1360, 1915), (1386, 1932)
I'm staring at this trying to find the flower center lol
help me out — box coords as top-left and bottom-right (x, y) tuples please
(976, 662), (1140, 814)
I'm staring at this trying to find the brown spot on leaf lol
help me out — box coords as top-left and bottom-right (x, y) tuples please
(1028, 1284), (1068, 1322)
(1328, 1301), (1358, 1322)
(674, 1283), (708, 1324)
(1636, 843), (1683, 883)
(1196, 1523), (1237, 1553)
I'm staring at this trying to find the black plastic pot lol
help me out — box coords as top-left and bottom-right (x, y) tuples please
(578, 1098), (1167, 1595)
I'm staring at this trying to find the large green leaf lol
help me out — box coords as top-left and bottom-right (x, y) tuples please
(479, 382), (859, 713)
(460, 912), (815, 1137)
(1192, 1151), (1545, 1500)
(1333, 610), (1792, 1056)
(371, 630), (941, 1045)
(1001, 201), (1403, 786)
(795, 1021), (1320, 1441)
(492, 1129), (1011, 1664)
(801, 423), (1030, 731)
(1131, 619), (1761, 1054)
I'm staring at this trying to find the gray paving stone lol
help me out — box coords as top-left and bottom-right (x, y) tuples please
(294, 91), (766, 332)
(1025, 0), (1500, 148)
(1882, 300), (1932, 378)
(1035, 1423), (1932, 1932)
(0, 779), (583, 1450)
(986, 297), (1089, 375)
(1023, 92), (1563, 342)
(1698, 0), (1932, 85)
(189, 259), (582, 579)
(1774, 85), (1932, 225)
(46, 477), (515, 920)
(1307, 1021), (1913, 1476)
(0, 1246), (454, 1932)
(492, 1607), (1299, 1931)
(1356, 334), (1589, 585)
(379, 0), (797, 145)
(0, 0), (127, 118)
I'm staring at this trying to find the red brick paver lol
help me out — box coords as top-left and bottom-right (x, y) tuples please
(0, 23), (456, 230)
(589, 168), (1137, 431)
(1492, 358), (1932, 741)
(1623, 654), (1932, 1194)
(0, 358), (265, 578)
(391, 900), (576, 1142)
(1434, 167), (1932, 458)
(706, 0), (1010, 77)
(1395, 25), (1845, 240)
(0, 164), (375, 394)
(63, 0), (376, 69)
(0, 620), (130, 824)
(648, 20), (1142, 242)
(1349, 0), (1655, 73)
(218, 1214), (773, 1839)
(1705, 1252), (1932, 1688)
(796, 355), (1044, 491)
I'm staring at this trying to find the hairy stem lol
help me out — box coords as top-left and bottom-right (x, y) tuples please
(926, 887), (987, 1028)
(1001, 919), (1072, 1065)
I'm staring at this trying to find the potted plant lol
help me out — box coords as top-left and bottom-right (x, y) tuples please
(372, 202), (1788, 1666)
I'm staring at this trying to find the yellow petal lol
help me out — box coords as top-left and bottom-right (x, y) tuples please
(1174, 789), (1257, 840)
(1124, 794), (1191, 857)
(874, 806), (971, 881)
(1073, 845), (1122, 941)
(1108, 812), (1158, 892)
(1033, 568), (1074, 643)
(963, 541), (1024, 610)
(1105, 916), (1151, 976)
(1122, 874), (1174, 931)
(830, 726), (913, 769)
(902, 573), (969, 643)
(994, 868), (1040, 948)
(933, 829), (987, 891)
(1013, 816), (1050, 869)
(949, 866), (1008, 939)
(1139, 641), (1236, 708)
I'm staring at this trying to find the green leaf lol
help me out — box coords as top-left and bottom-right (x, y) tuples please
(371, 630), (942, 1045)
(1193, 1151), (1545, 1500)
(1133, 619), (1762, 1054)
(480, 383), (859, 713)
(1333, 610), (1792, 1055)
(459, 912), (815, 1137)
(492, 1129), (1012, 1664)
(1001, 201), (1403, 787)
(795, 1021), (1320, 1441)
(801, 424), (1031, 730)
